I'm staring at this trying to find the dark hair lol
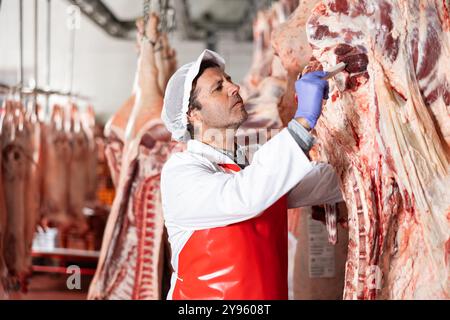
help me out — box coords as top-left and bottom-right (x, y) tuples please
(186, 59), (221, 138)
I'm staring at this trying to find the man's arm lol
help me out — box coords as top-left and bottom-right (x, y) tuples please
(287, 118), (315, 153)
(287, 162), (343, 208)
(161, 129), (313, 230)
(286, 70), (343, 207)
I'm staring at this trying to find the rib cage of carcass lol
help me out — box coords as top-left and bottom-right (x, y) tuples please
(88, 121), (184, 300)
(304, 0), (450, 299)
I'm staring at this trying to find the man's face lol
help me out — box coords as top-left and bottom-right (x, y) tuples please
(190, 67), (248, 130)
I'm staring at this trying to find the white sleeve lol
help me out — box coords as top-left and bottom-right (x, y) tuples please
(287, 162), (343, 208)
(161, 129), (313, 230)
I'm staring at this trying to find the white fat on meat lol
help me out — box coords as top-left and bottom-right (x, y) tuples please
(304, 0), (450, 299)
(88, 120), (183, 300)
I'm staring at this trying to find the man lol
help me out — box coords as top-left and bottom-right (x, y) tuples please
(160, 49), (342, 300)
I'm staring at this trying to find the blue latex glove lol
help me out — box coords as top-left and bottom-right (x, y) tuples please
(294, 71), (329, 129)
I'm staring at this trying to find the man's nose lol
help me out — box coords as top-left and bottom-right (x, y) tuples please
(227, 83), (240, 96)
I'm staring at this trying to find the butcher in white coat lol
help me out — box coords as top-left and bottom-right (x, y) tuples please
(160, 49), (342, 300)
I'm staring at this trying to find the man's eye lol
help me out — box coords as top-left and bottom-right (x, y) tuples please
(215, 84), (223, 92)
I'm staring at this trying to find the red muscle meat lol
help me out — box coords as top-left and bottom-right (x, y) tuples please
(88, 121), (182, 300)
(88, 14), (182, 300)
(305, 0), (450, 299)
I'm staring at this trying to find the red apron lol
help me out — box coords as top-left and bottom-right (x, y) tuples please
(172, 163), (288, 300)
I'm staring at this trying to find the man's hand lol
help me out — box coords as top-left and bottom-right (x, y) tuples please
(294, 71), (329, 129)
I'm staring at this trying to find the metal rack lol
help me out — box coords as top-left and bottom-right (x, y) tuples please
(32, 248), (99, 276)
(0, 1), (91, 111)
(1, 0), (98, 281)
(0, 83), (90, 101)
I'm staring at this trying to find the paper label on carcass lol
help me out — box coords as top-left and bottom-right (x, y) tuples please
(307, 213), (335, 278)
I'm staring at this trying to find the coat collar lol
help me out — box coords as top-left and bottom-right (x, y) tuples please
(187, 139), (250, 167)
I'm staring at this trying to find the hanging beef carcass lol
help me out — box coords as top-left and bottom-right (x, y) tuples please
(238, 0), (300, 138)
(235, 2), (297, 293)
(41, 104), (72, 229)
(1, 101), (31, 289)
(238, 0), (347, 300)
(81, 105), (98, 203)
(22, 101), (42, 272)
(155, 33), (178, 93)
(0, 103), (8, 298)
(0, 99), (41, 294)
(239, 77), (286, 136)
(271, 0), (350, 300)
(272, 0), (320, 75)
(101, 18), (174, 190)
(102, 97), (135, 190)
(103, 119), (126, 189)
(88, 14), (182, 300)
(89, 122), (182, 300)
(67, 104), (89, 231)
(242, 10), (276, 96)
(299, 0), (450, 299)
(272, 0), (323, 125)
(280, 0), (301, 15)
(241, 0), (299, 100)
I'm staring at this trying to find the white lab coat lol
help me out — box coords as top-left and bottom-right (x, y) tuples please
(160, 128), (343, 299)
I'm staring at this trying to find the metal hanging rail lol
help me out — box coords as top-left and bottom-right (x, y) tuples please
(0, 82), (90, 102)
(66, 0), (135, 38)
(67, 6), (77, 96)
(0, 1), (90, 104)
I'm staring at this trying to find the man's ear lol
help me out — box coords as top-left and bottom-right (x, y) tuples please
(187, 108), (202, 124)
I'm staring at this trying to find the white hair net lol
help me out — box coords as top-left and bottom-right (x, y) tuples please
(161, 49), (225, 142)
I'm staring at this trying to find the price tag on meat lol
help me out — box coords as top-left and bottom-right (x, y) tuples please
(307, 213), (335, 278)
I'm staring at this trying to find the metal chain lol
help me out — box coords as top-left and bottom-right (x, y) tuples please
(143, 0), (150, 36)
(66, 5), (80, 96)
(165, 1), (177, 34)
(142, 0), (168, 47)
(160, 0), (168, 33)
